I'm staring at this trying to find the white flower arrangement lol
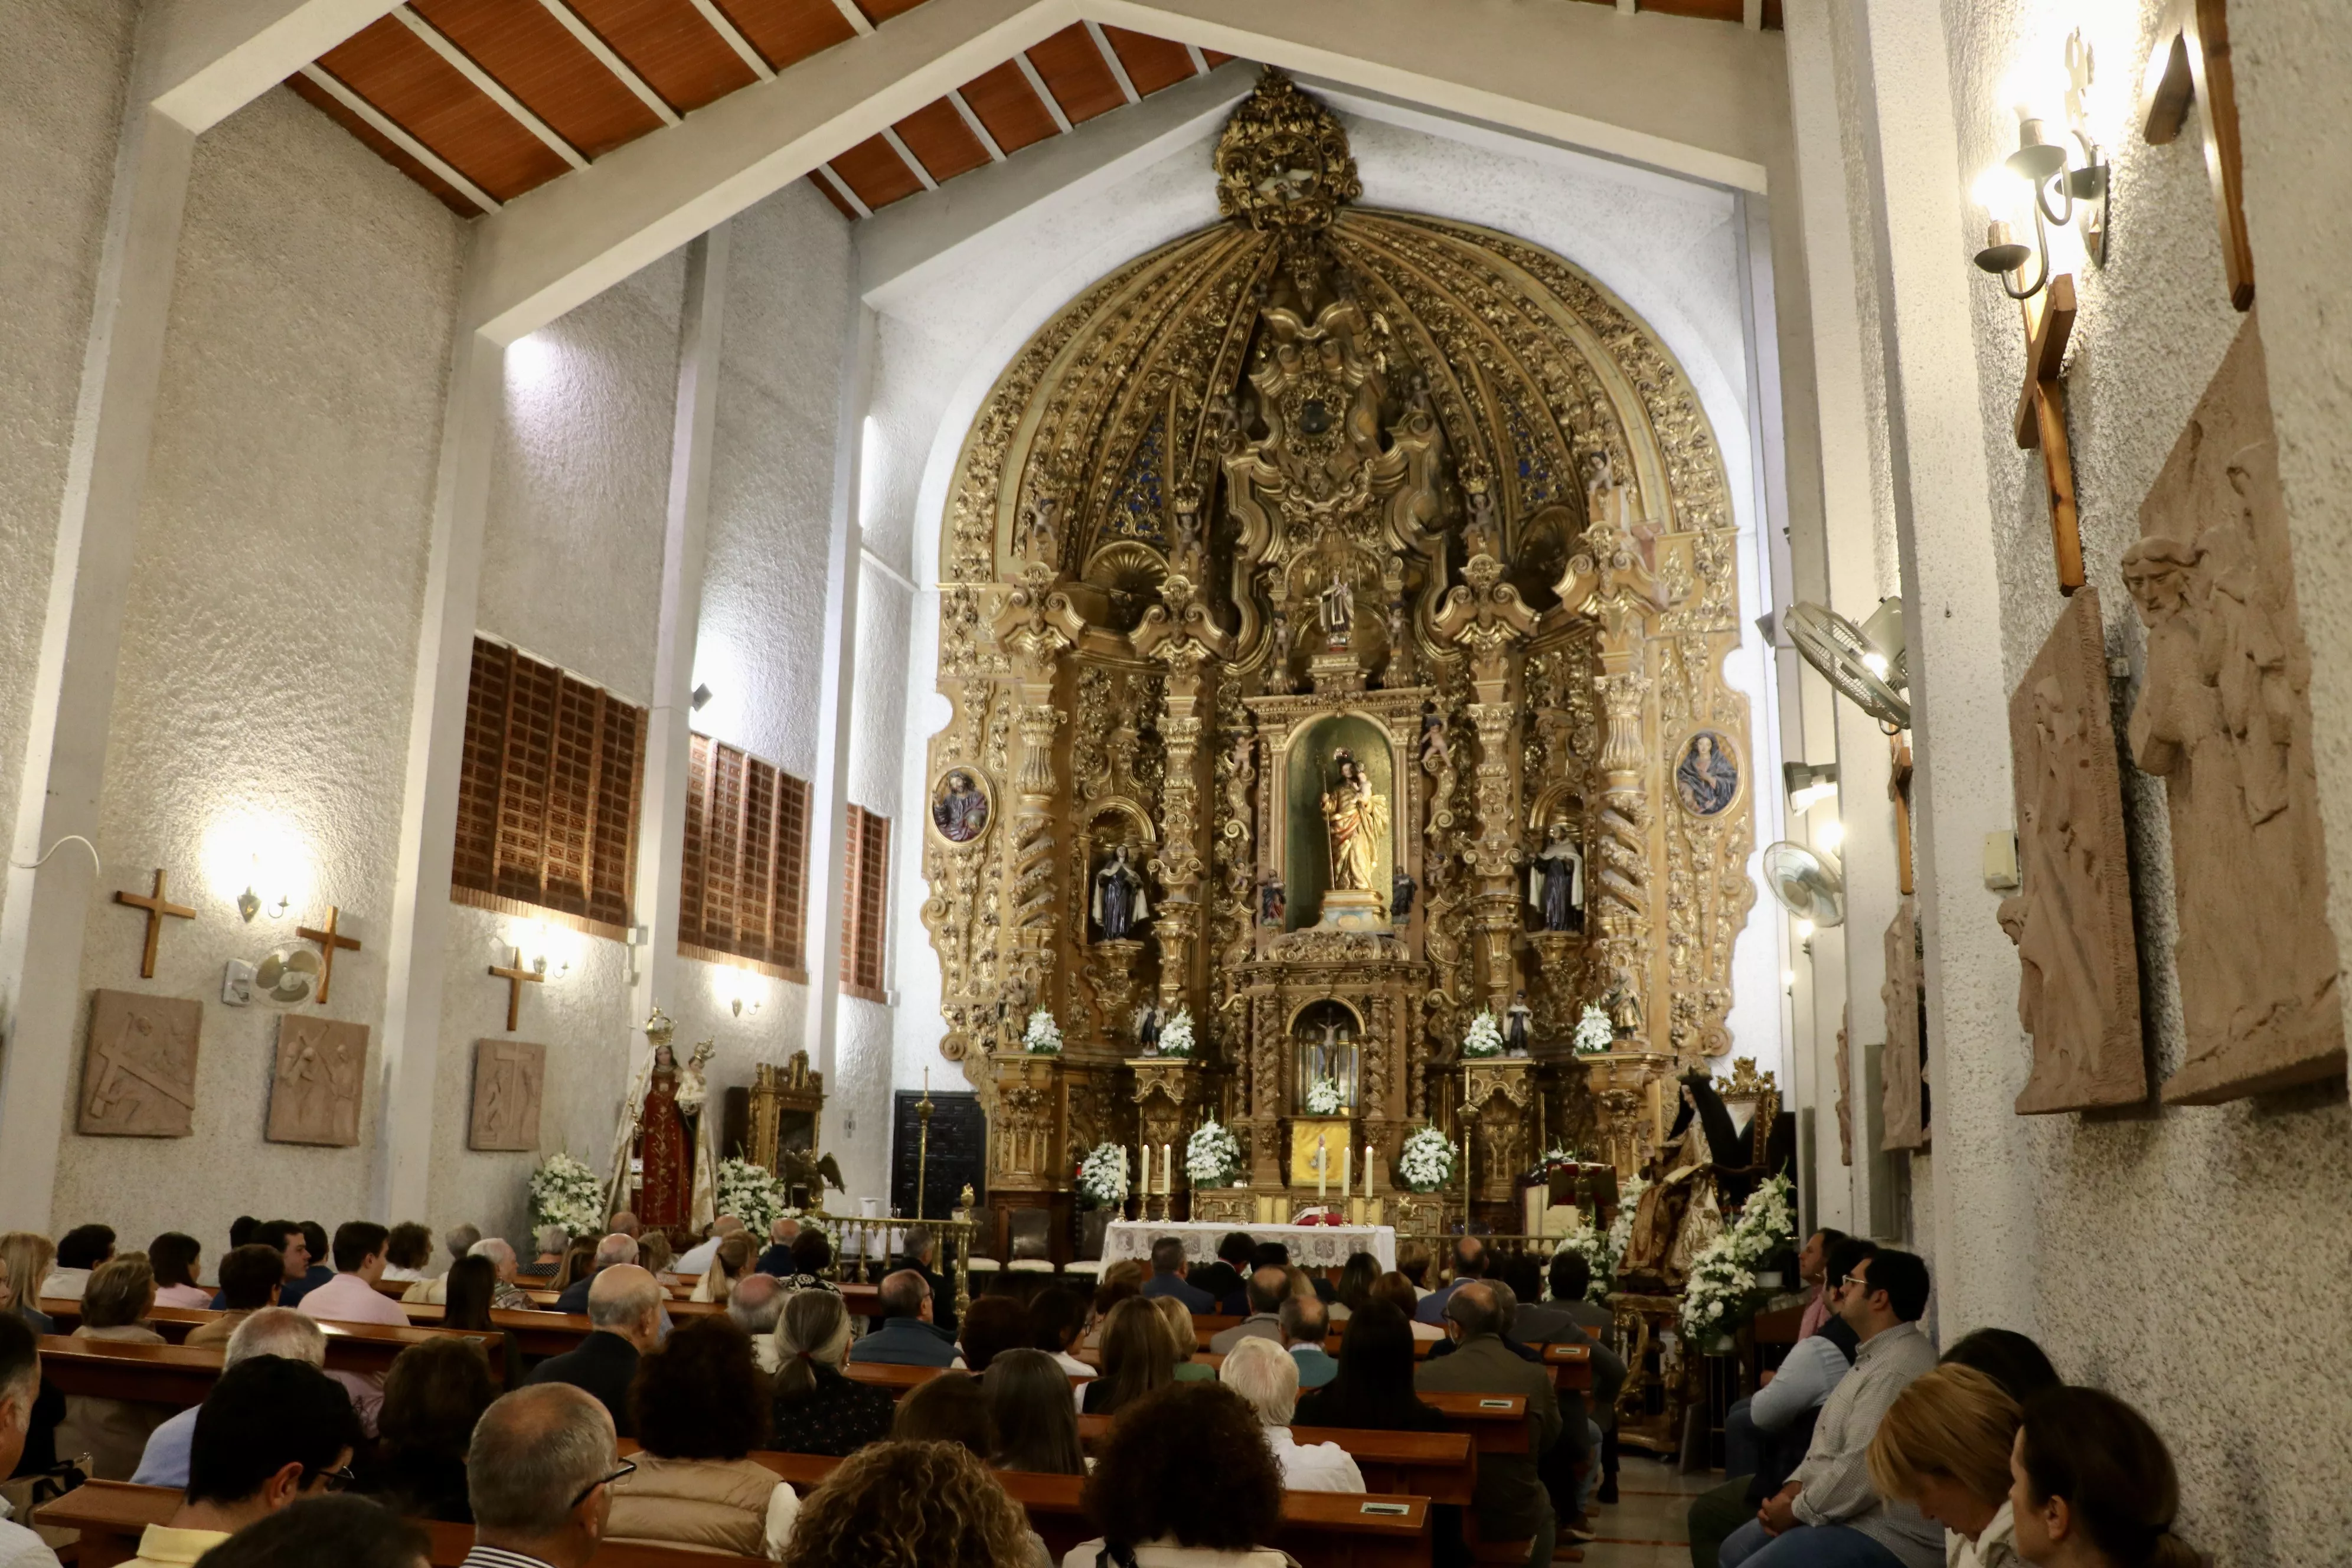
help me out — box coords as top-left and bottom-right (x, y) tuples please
(1538, 1173), (1648, 1301)
(1396, 1125), (1457, 1193)
(530, 1153), (605, 1239)
(1304, 1077), (1342, 1115)
(1158, 1007), (1195, 1057)
(1461, 1009), (1504, 1058)
(716, 1157), (787, 1239)
(1187, 1121), (1242, 1185)
(1022, 1007), (1063, 1054)
(1076, 1142), (1131, 1208)
(1678, 1172), (1797, 1344)
(1572, 1003), (1615, 1054)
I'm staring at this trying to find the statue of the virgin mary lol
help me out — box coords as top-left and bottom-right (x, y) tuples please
(606, 1005), (720, 1231)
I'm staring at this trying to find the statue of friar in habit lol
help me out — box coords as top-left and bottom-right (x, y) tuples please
(1318, 574), (1354, 647)
(1092, 844), (1149, 941)
(1530, 822), (1584, 932)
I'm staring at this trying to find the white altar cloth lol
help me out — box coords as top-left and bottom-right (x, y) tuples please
(1103, 1220), (1396, 1273)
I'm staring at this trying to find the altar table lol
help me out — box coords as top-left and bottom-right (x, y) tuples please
(1104, 1220), (1396, 1272)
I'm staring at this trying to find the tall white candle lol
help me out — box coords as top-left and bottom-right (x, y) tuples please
(1162, 1144), (1172, 1194)
(1341, 1145), (1352, 1200)
(1138, 1145), (1149, 1206)
(1317, 1135), (1328, 1202)
(1365, 1143), (1375, 1197)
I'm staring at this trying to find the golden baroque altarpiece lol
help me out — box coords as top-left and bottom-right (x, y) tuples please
(920, 73), (1756, 1252)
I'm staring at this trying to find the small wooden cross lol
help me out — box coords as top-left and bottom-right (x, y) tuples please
(489, 945), (544, 1033)
(2013, 273), (2084, 595)
(2142, 0), (2251, 310)
(1889, 733), (1916, 897)
(113, 868), (194, 979)
(296, 906), (362, 1005)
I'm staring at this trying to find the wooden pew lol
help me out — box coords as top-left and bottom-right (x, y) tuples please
(1072, 1417), (1473, 1507)
(36, 1325), (509, 1409)
(1541, 1341), (1593, 1394)
(38, 1481), (766, 1568)
(610, 1445), (1429, 1568)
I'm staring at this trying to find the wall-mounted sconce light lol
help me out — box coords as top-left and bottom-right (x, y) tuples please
(516, 920), (572, 982)
(237, 853), (291, 923)
(720, 965), (765, 1019)
(1815, 819), (1845, 852)
(1973, 31), (2109, 299)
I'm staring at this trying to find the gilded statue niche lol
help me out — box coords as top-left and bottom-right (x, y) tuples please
(924, 70), (1756, 1250)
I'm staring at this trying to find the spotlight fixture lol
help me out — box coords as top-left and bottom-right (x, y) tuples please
(690, 683), (713, 712)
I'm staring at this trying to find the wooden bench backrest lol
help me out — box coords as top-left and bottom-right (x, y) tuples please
(1069, 1417), (1474, 1506)
(36, 1324), (508, 1406)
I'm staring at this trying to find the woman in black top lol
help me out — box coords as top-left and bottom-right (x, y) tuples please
(1295, 1301), (1445, 1432)
(442, 1256), (524, 1389)
(365, 1337), (496, 1523)
(769, 1288), (893, 1457)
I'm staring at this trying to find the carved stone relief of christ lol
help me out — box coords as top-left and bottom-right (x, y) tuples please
(2125, 317), (2343, 1103)
(79, 990), (200, 1137)
(267, 1016), (367, 1146)
(2001, 588), (2144, 1114)
(469, 1039), (547, 1152)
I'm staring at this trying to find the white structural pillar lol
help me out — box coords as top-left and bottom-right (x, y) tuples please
(1847, 0), (2031, 1322)
(371, 314), (504, 1222)
(631, 228), (730, 1037)
(0, 97), (194, 1230)
(801, 309), (878, 1086)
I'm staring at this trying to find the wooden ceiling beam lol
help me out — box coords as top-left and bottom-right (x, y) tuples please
(948, 86), (1008, 160)
(1184, 41), (1208, 76)
(1083, 18), (1141, 103)
(828, 0), (877, 36)
(146, 0), (403, 132)
(685, 0), (778, 81)
(1011, 48), (1074, 132)
(531, 0), (681, 126)
(880, 125), (940, 188)
(816, 161), (875, 215)
(390, 5), (589, 169)
(298, 61), (500, 210)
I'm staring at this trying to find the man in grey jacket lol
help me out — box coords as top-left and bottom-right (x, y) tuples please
(1718, 1249), (1943, 1568)
(1415, 1282), (1560, 1567)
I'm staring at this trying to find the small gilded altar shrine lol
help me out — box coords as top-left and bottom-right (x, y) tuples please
(919, 72), (1758, 1260)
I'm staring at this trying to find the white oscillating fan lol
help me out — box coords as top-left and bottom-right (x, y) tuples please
(1761, 841), (1847, 930)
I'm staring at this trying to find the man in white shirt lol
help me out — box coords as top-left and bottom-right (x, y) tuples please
(674, 1216), (743, 1278)
(1219, 1337), (1364, 1492)
(134, 1310), (330, 1488)
(38, 1224), (116, 1302)
(297, 1221), (413, 1433)
(0, 1314), (61, 1568)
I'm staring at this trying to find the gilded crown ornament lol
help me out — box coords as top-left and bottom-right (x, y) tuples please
(1214, 68), (1361, 234)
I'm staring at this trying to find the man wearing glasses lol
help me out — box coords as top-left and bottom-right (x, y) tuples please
(462, 1386), (629, 1568)
(121, 1358), (361, 1568)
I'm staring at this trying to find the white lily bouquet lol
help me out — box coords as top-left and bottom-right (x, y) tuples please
(1304, 1076), (1342, 1115)
(1158, 1007), (1195, 1057)
(716, 1157), (787, 1237)
(1022, 1007), (1064, 1054)
(1076, 1142), (1131, 1208)
(1678, 1172), (1797, 1344)
(1572, 1003), (1615, 1054)
(530, 1152), (605, 1237)
(1461, 1008), (1505, 1058)
(1187, 1120), (1242, 1185)
(1397, 1125), (1457, 1193)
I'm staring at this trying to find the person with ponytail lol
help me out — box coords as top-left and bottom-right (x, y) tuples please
(767, 1289), (894, 1458)
(2009, 1388), (2198, 1568)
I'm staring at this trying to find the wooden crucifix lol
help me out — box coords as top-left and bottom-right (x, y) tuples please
(489, 945), (544, 1033)
(296, 906), (362, 1005)
(2143, 0), (2252, 310)
(1890, 732), (1916, 897)
(113, 868), (194, 979)
(2014, 274), (2084, 595)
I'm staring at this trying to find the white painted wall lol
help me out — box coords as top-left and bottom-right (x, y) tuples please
(49, 83), (462, 1251)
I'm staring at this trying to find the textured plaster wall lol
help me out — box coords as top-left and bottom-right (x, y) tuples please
(874, 105), (1789, 1130)
(0, 0), (134, 949)
(1874, 0), (2352, 1559)
(695, 185), (852, 783)
(48, 85), (462, 1250)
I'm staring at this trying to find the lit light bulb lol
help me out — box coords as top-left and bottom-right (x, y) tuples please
(1794, 918), (1815, 942)
(1817, 821), (1845, 851)
(1781, 969), (1797, 989)
(1861, 651), (1890, 680)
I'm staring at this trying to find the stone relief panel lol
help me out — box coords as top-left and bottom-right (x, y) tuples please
(2123, 317), (2343, 1103)
(267, 1016), (367, 1146)
(469, 1040), (546, 1152)
(2001, 589), (2145, 1114)
(79, 991), (200, 1138)
(1880, 899), (1929, 1148)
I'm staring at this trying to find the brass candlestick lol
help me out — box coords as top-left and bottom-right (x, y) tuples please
(915, 1067), (933, 1223)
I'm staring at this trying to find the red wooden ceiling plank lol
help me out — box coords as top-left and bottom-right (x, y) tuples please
(711, 0), (855, 70)
(959, 58), (1057, 155)
(1201, 49), (1235, 66)
(287, 71), (479, 215)
(564, 0), (755, 113)
(1102, 26), (1193, 97)
(1027, 22), (1123, 125)
(808, 169), (861, 220)
(410, 0), (662, 158)
(855, 0), (929, 20)
(894, 96), (991, 182)
(1639, 0), (1743, 18)
(829, 131), (925, 209)
(316, 15), (571, 201)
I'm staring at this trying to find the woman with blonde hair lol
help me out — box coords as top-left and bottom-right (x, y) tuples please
(782, 1439), (1044, 1568)
(690, 1231), (756, 1302)
(1082, 1297), (1173, 1416)
(0, 1234), (58, 1334)
(770, 1286), (894, 1457)
(59, 1255), (169, 1478)
(1149, 1294), (1214, 1382)
(1867, 1364), (2024, 1568)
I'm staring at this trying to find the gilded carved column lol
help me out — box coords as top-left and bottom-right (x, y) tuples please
(1559, 462), (1667, 1039)
(993, 566), (1082, 1010)
(1432, 551), (1535, 1017)
(1133, 564), (1234, 1023)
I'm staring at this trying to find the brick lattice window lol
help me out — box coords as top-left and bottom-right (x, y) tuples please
(453, 637), (644, 935)
(679, 733), (811, 979)
(839, 805), (890, 1002)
